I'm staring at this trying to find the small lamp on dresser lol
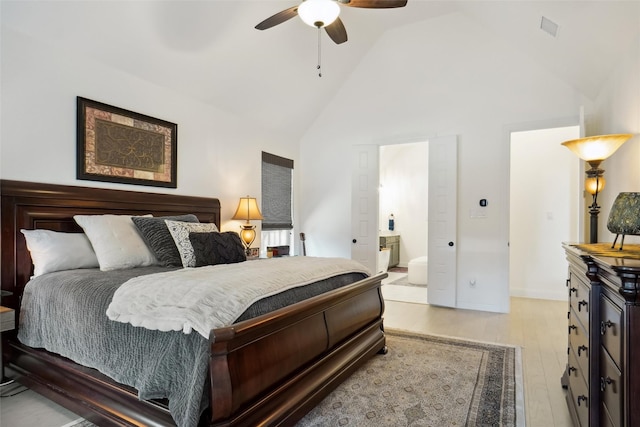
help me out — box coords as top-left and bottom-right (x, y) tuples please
(561, 133), (633, 243)
(231, 196), (264, 255)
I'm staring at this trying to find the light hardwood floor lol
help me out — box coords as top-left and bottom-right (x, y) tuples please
(0, 277), (572, 427)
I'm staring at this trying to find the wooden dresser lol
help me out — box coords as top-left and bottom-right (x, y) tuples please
(563, 243), (640, 427)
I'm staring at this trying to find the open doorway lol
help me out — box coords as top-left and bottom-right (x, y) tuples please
(509, 125), (580, 301)
(378, 141), (429, 304)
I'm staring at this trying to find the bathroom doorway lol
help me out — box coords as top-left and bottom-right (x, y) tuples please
(378, 141), (429, 304)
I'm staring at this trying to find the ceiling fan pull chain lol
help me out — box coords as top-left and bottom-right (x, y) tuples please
(317, 27), (322, 77)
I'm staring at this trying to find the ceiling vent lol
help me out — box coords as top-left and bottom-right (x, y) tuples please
(540, 16), (559, 38)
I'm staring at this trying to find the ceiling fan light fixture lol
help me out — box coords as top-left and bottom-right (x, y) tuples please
(298, 0), (340, 28)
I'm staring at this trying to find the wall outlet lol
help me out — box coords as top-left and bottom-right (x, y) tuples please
(469, 209), (487, 219)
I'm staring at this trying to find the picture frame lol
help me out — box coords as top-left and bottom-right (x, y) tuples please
(248, 247), (260, 258)
(77, 97), (177, 188)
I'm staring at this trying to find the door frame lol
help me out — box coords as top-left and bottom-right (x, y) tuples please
(505, 117), (582, 305)
(351, 136), (458, 307)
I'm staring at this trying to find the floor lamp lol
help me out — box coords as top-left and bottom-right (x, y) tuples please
(561, 134), (633, 243)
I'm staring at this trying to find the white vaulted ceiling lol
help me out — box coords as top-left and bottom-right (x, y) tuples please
(2, 0), (639, 139)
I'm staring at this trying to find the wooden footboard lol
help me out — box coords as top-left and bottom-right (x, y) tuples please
(1, 180), (386, 427)
(207, 274), (385, 426)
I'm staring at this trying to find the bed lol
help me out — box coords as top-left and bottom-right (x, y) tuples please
(0, 180), (387, 427)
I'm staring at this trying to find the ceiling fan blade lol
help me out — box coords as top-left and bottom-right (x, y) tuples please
(255, 6), (299, 30)
(340, 0), (407, 8)
(325, 17), (348, 44)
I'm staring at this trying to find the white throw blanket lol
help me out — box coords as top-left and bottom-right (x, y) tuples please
(107, 257), (370, 338)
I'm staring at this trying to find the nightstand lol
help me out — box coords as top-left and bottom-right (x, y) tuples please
(0, 306), (15, 333)
(1, 306), (16, 383)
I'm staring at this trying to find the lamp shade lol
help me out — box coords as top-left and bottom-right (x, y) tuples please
(298, 0), (340, 28)
(561, 134), (633, 167)
(585, 176), (605, 196)
(231, 197), (264, 222)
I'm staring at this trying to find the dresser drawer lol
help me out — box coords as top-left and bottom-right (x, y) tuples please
(600, 347), (622, 427)
(601, 405), (616, 427)
(568, 351), (590, 427)
(567, 342), (586, 384)
(569, 276), (590, 330)
(600, 294), (622, 368)
(569, 309), (590, 376)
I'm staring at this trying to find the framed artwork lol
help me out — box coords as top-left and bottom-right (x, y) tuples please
(77, 97), (177, 188)
(248, 247), (260, 258)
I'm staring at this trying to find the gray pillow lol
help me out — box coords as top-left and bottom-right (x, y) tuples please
(189, 231), (247, 267)
(132, 214), (200, 266)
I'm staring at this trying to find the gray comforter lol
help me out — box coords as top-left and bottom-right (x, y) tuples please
(17, 263), (367, 427)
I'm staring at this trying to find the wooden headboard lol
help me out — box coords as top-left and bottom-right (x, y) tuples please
(1, 180), (221, 310)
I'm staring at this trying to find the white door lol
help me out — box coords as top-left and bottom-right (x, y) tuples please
(351, 145), (379, 273)
(427, 135), (458, 307)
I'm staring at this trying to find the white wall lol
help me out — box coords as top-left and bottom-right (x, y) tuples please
(510, 126), (580, 300)
(586, 35), (640, 242)
(299, 12), (591, 313)
(4, 5), (637, 314)
(0, 29), (301, 245)
(379, 142), (428, 267)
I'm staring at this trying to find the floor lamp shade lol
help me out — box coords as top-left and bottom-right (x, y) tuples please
(231, 196), (264, 253)
(561, 134), (632, 168)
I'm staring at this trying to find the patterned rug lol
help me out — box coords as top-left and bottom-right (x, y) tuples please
(385, 274), (427, 288)
(297, 330), (523, 426)
(62, 420), (94, 427)
(64, 330), (523, 427)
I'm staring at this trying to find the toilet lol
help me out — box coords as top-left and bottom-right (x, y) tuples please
(408, 256), (428, 285)
(378, 248), (391, 273)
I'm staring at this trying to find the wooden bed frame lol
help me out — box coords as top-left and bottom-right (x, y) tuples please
(0, 180), (387, 427)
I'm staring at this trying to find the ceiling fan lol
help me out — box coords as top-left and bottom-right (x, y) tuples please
(255, 0), (408, 45)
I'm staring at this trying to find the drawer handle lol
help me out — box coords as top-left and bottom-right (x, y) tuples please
(570, 287), (577, 295)
(568, 365), (577, 376)
(601, 320), (614, 335)
(577, 345), (588, 357)
(578, 300), (588, 312)
(577, 395), (588, 407)
(566, 278), (571, 287)
(600, 376), (614, 392)
(569, 325), (577, 334)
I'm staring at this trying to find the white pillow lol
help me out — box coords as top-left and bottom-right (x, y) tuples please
(20, 229), (100, 277)
(74, 214), (158, 271)
(165, 220), (219, 268)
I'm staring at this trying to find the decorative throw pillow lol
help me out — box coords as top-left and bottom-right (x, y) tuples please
(20, 229), (100, 276)
(132, 214), (200, 266)
(165, 220), (220, 268)
(74, 214), (157, 271)
(189, 232), (247, 267)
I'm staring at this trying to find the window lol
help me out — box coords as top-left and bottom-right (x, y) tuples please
(261, 152), (294, 255)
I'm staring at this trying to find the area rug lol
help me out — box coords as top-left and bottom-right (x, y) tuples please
(297, 330), (523, 426)
(386, 274), (427, 288)
(63, 330), (523, 427)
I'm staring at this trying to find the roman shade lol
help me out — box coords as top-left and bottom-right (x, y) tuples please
(261, 152), (293, 230)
